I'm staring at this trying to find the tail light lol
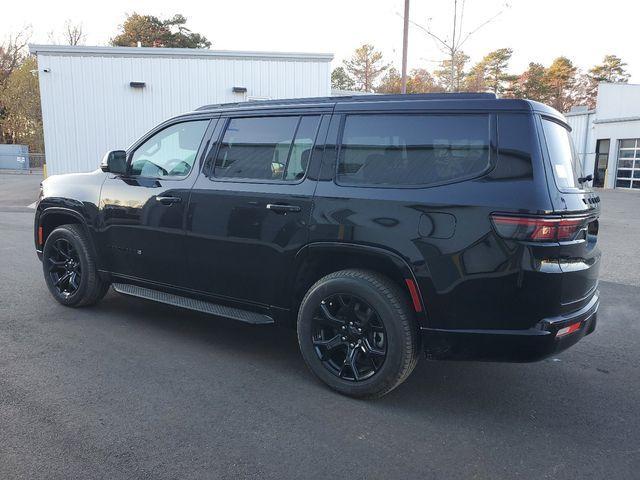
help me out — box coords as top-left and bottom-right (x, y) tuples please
(490, 214), (589, 242)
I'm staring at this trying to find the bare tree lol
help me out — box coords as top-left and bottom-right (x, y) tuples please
(64, 20), (85, 46)
(406, 0), (510, 92)
(46, 21), (86, 46)
(0, 28), (31, 87)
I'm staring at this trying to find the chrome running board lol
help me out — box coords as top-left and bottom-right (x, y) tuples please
(112, 283), (274, 325)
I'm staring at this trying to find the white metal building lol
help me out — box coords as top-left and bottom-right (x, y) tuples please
(29, 44), (333, 175)
(566, 83), (640, 189)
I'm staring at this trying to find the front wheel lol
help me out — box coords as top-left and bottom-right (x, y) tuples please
(42, 224), (110, 307)
(297, 269), (419, 399)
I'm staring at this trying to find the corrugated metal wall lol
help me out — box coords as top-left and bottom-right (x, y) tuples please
(34, 47), (332, 175)
(566, 111), (595, 175)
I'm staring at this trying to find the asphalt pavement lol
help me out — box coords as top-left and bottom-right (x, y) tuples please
(1, 172), (639, 479)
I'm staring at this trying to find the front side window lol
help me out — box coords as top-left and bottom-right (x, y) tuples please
(130, 120), (209, 178)
(214, 115), (320, 181)
(541, 118), (584, 190)
(337, 114), (491, 186)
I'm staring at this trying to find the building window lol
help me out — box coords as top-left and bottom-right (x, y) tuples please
(616, 139), (640, 189)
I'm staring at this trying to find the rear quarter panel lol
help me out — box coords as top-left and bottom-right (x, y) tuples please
(310, 111), (559, 331)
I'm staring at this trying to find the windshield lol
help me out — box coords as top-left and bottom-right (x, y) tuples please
(542, 118), (585, 190)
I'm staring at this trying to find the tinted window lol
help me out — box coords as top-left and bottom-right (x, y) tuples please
(214, 116), (320, 181)
(284, 116), (321, 180)
(491, 114), (534, 180)
(130, 121), (209, 177)
(337, 114), (491, 186)
(541, 118), (584, 190)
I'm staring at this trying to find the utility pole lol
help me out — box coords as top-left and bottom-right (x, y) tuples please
(401, 0), (410, 94)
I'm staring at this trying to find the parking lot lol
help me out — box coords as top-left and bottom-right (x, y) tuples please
(1, 172), (639, 480)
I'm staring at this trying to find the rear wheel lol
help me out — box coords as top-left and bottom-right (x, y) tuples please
(297, 269), (419, 399)
(42, 224), (110, 307)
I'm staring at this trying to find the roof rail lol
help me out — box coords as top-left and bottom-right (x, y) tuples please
(195, 92), (497, 111)
(195, 96), (337, 111)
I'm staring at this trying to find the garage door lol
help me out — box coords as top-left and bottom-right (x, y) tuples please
(616, 139), (640, 189)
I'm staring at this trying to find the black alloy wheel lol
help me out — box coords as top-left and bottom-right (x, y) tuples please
(312, 293), (387, 382)
(298, 269), (419, 399)
(46, 237), (82, 298)
(41, 224), (110, 307)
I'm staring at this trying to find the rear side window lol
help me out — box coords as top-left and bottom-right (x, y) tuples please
(541, 118), (584, 190)
(337, 114), (491, 186)
(214, 115), (320, 181)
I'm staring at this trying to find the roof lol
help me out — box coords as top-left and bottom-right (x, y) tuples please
(194, 93), (564, 119)
(28, 44), (333, 62)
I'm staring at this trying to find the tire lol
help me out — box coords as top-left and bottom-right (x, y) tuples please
(42, 224), (110, 307)
(297, 269), (419, 399)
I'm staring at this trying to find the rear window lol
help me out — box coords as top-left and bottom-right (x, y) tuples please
(337, 114), (491, 186)
(541, 118), (584, 190)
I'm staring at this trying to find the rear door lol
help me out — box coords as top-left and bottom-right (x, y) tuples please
(184, 111), (330, 308)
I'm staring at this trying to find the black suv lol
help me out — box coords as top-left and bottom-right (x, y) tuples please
(35, 93), (601, 398)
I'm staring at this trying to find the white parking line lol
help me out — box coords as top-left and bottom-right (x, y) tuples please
(27, 202), (37, 209)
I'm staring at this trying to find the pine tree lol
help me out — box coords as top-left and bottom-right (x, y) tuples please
(482, 48), (513, 94)
(581, 55), (630, 108)
(111, 13), (211, 48)
(505, 62), (550, 102)
(343, 44), (389, 92)
(544, 57), (578, 112)
(331, 67), (355, 91)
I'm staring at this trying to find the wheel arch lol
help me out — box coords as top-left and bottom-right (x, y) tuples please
(286, 242), (428, 328)
(37, 207), (96, 258)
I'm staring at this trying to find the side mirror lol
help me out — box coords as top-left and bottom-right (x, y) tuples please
(100, 150), (127, 174)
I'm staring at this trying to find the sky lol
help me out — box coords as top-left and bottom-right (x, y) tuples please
(2, 0), (639, 82)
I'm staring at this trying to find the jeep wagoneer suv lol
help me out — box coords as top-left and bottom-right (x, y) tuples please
(35, 93), (601, 398)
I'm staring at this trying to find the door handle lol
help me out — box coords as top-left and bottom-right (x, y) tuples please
(155, 196), (182, 205)
(266, 203), (301, 214)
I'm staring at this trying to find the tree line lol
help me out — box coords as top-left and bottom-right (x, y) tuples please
(332, 44), (631, 112)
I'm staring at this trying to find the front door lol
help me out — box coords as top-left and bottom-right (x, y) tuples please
(97, 118), (212, 287)
(185, 113), (329, 307)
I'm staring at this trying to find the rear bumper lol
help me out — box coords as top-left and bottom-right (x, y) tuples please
(422, 292), (599, 362)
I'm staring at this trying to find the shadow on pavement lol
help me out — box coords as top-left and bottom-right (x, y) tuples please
(93, 286), (622, 430)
